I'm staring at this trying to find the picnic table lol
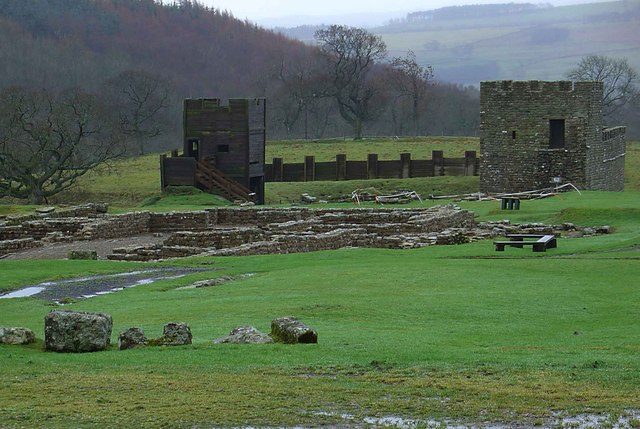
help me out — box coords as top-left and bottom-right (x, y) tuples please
(494, 234), (557, 252)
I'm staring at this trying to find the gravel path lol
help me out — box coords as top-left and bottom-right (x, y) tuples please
(4, 234), (167, 260)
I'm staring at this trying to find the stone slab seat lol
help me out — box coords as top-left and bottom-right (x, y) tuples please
(494, 234), (557, 252)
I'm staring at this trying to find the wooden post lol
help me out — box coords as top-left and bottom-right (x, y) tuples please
(304, 156), (315, 182)
(273, 157), (283, 182)
(336, 154), (347, 181)
(160, 154), (166, 190)
(400, 153), (411, 178)
(367, 153), (378, 179)
(465, 151), (477, 176)
(432, 150), (444, 176)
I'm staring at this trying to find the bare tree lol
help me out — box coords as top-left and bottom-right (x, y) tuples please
(315, 25), (387, 140)
(567, 55), (638, 117)
(271, 55), (334, 140)
(103, 70), (173, 155)
(0, 87), (124, 204)
(389, 51), (434, 136)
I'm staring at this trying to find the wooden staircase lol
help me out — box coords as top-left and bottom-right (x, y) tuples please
(195, 160), (255, 202)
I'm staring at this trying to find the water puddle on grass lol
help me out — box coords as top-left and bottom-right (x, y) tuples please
(0, 268), (206, 303)
(0, 286), (46, 299)
(309, 409), (640, 428)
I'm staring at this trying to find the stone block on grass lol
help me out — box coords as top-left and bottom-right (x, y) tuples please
(271, 317), (317, 344)
(213, 326), (273, 344)
(151, 322), (192, 346)
(0, 327), (36, 345)
(45, 310), (112, 353)
(68, 250), (98, 260)
(118, 327), (148, 350)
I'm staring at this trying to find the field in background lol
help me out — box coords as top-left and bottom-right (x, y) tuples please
(0, 136), (636, 211)
(50, 137), (479, 208)
(376, 1), (640, 84)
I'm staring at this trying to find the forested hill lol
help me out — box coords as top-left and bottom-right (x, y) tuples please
(0, 0), (482, 144)
(0, 0), (309, 98)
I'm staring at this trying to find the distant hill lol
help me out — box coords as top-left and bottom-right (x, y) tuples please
(0, 0), (310, 97)
(375, 1), (640, 85)
(405, 3), (550, 22)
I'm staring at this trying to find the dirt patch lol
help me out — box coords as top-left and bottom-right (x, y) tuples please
(4, 234), (167, 260)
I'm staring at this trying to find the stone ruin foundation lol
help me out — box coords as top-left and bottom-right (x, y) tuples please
(0, 203), (609, 261)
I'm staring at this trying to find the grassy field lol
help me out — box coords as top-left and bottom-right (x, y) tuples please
(1, 137), (639, 426)
(1, 190), (639, 427)
(22, 137), (636, 208)
(41, 137), (480, 208)
(377, 1), (640, 83)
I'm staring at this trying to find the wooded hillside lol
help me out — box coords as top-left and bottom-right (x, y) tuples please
(0, 0), (480, 149)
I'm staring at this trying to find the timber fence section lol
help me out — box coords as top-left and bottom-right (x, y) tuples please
(265, 151), (479, 182)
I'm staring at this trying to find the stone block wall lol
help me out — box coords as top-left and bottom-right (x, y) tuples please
(587, 126), (626, 191)
(80, 212), (152, 240)
(479, 80), (620, 193)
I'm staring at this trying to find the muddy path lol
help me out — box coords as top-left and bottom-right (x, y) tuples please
(4, 234), (167, 260)
(0, 267), (210, 302)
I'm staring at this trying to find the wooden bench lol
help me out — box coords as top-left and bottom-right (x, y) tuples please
(494, 234), (557, 252)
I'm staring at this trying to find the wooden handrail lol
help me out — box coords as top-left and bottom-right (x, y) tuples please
(195, 160), (255, 201)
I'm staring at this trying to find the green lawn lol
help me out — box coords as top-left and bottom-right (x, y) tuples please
(1, 191), (639, 427)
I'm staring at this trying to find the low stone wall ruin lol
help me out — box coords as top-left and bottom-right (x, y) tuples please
(0, 204), (609, 260)
(108, 205), (478, 261)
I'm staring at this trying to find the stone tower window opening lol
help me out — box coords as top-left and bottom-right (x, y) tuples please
(187, 138), (199, 158)
(549, 119), (565, 149)
(217, 144), (230, 153)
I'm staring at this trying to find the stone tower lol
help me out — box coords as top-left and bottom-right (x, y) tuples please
(479, 80), (625, 193)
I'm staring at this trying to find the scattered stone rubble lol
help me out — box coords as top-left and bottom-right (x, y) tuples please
(178, 274), (255, 290)
(213, 326), (274, 344)
(3, 315), (316, 351)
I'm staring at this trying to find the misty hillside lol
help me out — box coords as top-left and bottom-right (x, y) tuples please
(0, 0), (310, 97)
(377, 1), (640, 84)
(278, 1), (640, 85)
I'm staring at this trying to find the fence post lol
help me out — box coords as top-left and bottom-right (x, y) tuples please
(273, 157), (283, 182)
(304, 156), (315, 182)
(336, 154), (347, 180)
(367, 153), (378, 179)
(160, 154), (166, 189)
(432, 150), (444, 176)
(465, 151), (477, 176)
(400, 153), (411, 178)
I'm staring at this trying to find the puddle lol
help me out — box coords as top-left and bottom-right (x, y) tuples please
(0, 286), (46, 299)
(0, 268), (206, 302)
(308, 410), (640, 428)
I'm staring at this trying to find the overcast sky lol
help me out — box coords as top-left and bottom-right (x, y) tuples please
(197, 0), (598, 24)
